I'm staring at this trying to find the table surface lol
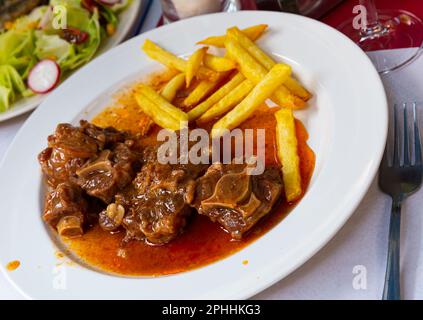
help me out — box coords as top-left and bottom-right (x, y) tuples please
(1, 1), (423, 300)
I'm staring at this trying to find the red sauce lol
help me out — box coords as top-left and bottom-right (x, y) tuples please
(65, 73), (316, 276)
(65, 105), (315, 276)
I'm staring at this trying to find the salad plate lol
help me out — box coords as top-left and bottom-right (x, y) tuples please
(0, 0), (144, 123)
(0, 11), (387, 299)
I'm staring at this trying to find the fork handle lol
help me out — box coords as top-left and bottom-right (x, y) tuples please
(382, 199), (402, 300)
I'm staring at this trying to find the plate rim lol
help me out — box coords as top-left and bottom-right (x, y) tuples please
(0, 10), (388, 299)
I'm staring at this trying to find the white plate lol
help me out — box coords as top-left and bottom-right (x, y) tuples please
(0, 11), (387, 299)
(0, 0), (144, 123)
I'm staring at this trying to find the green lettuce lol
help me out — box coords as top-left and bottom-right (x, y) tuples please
(0, 29), (37, 77)
(0, 29), (36, 111)
(99, 4), (118, 30)
(0, 86), (10, 112)
(35, 33), (74, 63)
(46, 0), (102, 71)
(0, 65), (26, 112)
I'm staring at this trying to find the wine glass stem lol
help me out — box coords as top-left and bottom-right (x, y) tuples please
(359, 0), (385, 36)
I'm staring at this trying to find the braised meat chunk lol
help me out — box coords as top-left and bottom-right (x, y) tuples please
(43, 182), (88, 238)
(76, 141), (140, 204)
(80, 120), (128, 150)
(38, 123), (99, 187)
(121, 146), (207, 245)
(39, 120), (286, 245)
(99, 202), (126, 231)
(193, 162), (283, 240)
(39, 121), (141, 238)
(39, 121), (140, 203)
(38, 120), (130, 187)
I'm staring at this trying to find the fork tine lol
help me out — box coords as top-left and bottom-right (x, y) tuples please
(393, 104), (401, 167)
(403, 103), (410, 166)
(413, 102), (422, 165)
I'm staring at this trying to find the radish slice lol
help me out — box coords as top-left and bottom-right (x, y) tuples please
(28, 60), (61, 94)
(97, 0), (121, 5)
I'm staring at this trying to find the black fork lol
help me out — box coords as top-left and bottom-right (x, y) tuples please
(378, 102), (423, 300)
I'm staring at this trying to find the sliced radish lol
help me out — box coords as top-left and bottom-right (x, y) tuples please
(28, 60), (61, 94)
(97, 0), (121, 5)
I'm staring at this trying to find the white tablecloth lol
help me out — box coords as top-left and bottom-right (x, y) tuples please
(1, 2), (422, 299)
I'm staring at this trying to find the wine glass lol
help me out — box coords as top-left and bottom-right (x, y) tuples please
(337, 0), (423, 74)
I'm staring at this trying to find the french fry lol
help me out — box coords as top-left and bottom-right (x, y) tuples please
(183, 80), (218, 108)
(227, 27), (311, 100)
(186, 47), (208, 87)
(211, 64), (291, 138)
(142, 40), (219, 82)
(197, 24), (268, 48)
(135, 92), (181, 131)
(204, 54), (237, 72)
(225, 37), (304, 109)
(225, 37), (266, 83)
(187, 72), (245, 121)
(161, 73), (185, 102)
(283, 78), (310, 101)
(197, 79), (254, 124)
(183, 71), (229, 108)
(138, 84), (188, 122)
(275, 108), (302, 202)
(273, 84), (306, 109)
